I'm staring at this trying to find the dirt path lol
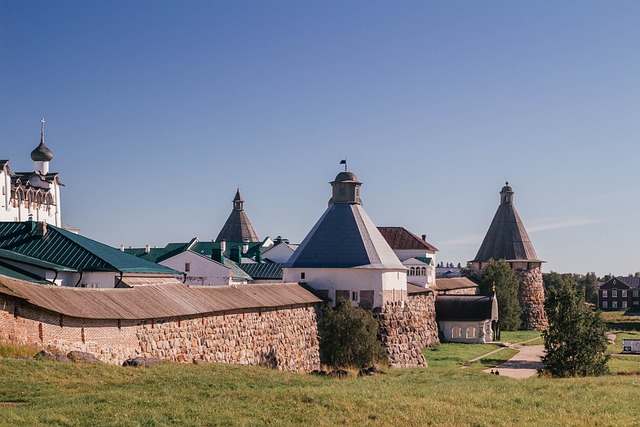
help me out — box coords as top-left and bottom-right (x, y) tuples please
(483, 344), (544, 379)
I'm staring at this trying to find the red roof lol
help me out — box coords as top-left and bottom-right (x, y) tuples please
(377, 227), (438, 251)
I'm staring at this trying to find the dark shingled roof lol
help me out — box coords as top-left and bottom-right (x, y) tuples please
(286, 203), (404, 269)
(436, 295), (498, 321)
(215, 189), (260, 243)
(472, 183), (542, 263)
(600, 276), (640, 289)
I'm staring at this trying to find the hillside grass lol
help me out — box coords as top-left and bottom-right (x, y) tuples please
(1, 340), (638, 426)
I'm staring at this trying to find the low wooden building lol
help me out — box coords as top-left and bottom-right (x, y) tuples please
(435, 294), (498, 343)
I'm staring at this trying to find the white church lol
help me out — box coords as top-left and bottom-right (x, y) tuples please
(1, 119), (63, 227)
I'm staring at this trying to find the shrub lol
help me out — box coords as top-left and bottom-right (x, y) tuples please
(319, 302), (387, 369)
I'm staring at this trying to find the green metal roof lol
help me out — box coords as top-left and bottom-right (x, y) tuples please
(414, 257), (433, 265)
(0, 248), (76, 271)
(0, 222), (178, 275)
(239, 262), (283, 280)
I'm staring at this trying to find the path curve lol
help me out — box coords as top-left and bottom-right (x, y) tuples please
(483, 344), (544, 379)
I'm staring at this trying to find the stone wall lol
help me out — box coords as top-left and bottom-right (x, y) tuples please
(0, 294), (320, 372)
(515, 267), (548, 330)
(375, 292), (439, 368)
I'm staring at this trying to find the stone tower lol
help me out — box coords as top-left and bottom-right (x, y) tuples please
(215, 189), (260, 243)
(471, 183), (547, 330)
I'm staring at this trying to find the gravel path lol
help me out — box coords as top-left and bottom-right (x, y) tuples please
(483, 344), (544, 379)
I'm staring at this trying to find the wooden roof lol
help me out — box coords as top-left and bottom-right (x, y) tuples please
(377, 227), (438, 251)
(472, 184), (542, 263)
(436, 294), (498, 321)
(0, 275), (321, 320)
(431, 277), (479, 292)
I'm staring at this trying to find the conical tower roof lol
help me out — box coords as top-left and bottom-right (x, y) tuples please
(286, 170), (404, 269)
(215, 189), (260, 243)
(472, 183), (543, 263)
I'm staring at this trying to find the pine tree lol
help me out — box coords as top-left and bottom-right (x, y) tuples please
(540, 282), (609, 377)
(479, 259), (522, 331)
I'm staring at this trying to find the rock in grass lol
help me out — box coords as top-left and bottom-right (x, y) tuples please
(34, 349), (71, 362)
(67, 351), (103, 364)
(122, 357), (159, 367)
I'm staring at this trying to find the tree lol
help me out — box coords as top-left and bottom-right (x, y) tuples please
(540, 281), (609, 377)
(319, 302), (387, 369)
(479, 259), (522, 331)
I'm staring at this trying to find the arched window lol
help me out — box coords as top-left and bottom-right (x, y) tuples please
(421, 267), (427, 276)
(466, 327), (477, 339)
(452, 326), (462, 339)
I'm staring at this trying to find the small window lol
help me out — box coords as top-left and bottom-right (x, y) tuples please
(602, 290), (608, 298)
(185, 263), (191, 272)
(602, 301), (608, 308)
(612, 301), (618, 308)
(466, 327), (477, 339)
(633, 300), (639, 306)
(409, 267), (415, 276)
(421, 267), (427, 276)
(634, 290), (639, 298)
(622, 290), (627, 297)
(612, 290), (618, 298)
(622, 301), (628, 308)
(352, 291), (358, 301)
(452, 326), (462, 339)
(300, 272), (305, 280)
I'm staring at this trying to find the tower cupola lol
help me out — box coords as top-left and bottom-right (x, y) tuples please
(329, 170), (362, 205)
(31, 118), (53, 174)
(232, 188), (244, 210)
(500, 181), (514, 205)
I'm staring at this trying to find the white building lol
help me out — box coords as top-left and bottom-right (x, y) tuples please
(283, 169), (407, 309)
(1, 120), (63, 227)
(378, 227), (438, 288)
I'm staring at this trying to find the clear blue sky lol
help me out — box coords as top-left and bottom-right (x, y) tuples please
(2, 1), (639, 276)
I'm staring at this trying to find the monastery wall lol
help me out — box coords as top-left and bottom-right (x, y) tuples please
(375, 292), (439, 368)
(0, 295), (320, 372)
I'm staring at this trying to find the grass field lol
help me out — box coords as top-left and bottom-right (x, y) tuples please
(1, 338), (638, 427)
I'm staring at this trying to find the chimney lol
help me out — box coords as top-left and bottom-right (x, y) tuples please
(119, 245), (125, 252)
(422, 234), (427, 241)
(35, 221), (47, 237)
(212, 247), (224, 264)
(242, 239), (249, 254)
(230, 246), (242, 263)
(220, 240), (227, 253)
(255, 247), (262, 263)
(145, 245), (150, 254)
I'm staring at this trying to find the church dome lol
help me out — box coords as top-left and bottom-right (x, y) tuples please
(31, 141), (54, 162)
(334, 171), (358, 182)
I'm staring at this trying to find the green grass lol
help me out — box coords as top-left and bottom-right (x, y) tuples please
(0, 340), (637, 426)
(607, 330), (640, 353)
(499, 330), (541, 344)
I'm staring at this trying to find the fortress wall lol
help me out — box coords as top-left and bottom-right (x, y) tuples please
(0, 295), (320, 372)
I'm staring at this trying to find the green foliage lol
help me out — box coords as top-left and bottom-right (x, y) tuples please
(543, 271), (599, 305)
(479, 259), (522, 331)
(541, 282), (610, 378)
(319, 302), (387, 369)
(0, 343), (40, 358)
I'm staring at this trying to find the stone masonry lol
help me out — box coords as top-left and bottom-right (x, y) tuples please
(515, 266), (548, 330)
(375, 293), (439, 368)
(0, 294), (321, 372)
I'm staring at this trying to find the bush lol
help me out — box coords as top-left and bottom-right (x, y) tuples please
(319, 302), (387, 369)
(540, 282), (609, 377)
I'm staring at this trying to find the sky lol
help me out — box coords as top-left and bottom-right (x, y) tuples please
(1, 1), (639, 277)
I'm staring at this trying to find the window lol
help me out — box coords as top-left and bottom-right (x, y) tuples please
(452, 327), (462, 339)
(612, 301), (618, 308)
(422, 267), (427, 276)
(622, 301), (628, 308)
(612, 290), (618, 298)
(466, 327), (477, 339)
(634, 290), (639, 298)
(602, 290), (608, 298)
(602, 301), (608, 308)
(184, 263), (191, 272)
(300, 272), (305, 280)
(633, 300), (639, 306)
(352, 291), (358, 301)
(622, 290), (627, 297)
